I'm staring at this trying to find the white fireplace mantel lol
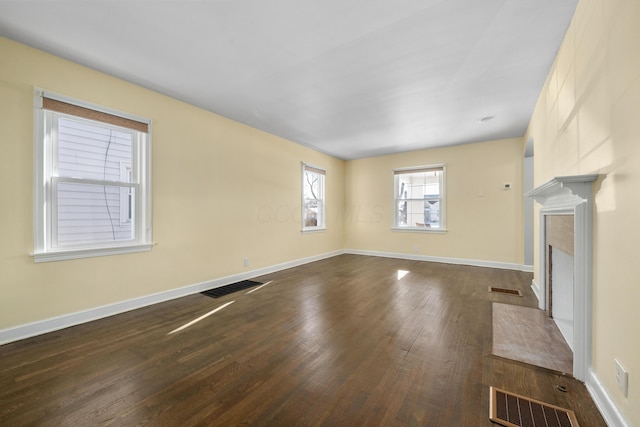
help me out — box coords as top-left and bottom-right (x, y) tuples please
(525, 175), (598, 208)
(525, 174), (597, 382)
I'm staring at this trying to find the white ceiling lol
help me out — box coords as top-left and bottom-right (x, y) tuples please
(0, 0), (577, 160)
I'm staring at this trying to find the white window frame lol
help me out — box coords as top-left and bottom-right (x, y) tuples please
(392, 164), (446, 233)
(120, 161), (133, 226)
(301, 162), (326, 232)
(32, 89), (153, 262)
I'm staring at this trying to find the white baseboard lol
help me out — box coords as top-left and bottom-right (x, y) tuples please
(522, 264), (534, 272)
(586, 368), (630, 427)
(345, 249), (528, 271)
(531, 279), (540, 302)
(0, 250), (344, 345)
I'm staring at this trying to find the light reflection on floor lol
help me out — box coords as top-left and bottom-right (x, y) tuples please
(246, 280), (273, 294)
(397, 269), (409, 280)
(167, 301), (235, 335)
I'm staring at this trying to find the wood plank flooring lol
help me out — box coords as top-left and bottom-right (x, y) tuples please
(0, 255), (606, 426)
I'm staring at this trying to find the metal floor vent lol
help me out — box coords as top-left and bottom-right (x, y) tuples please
(489, 387), (579, 427)
(489, 287), (522, 296)
(201, 280), (262, 298)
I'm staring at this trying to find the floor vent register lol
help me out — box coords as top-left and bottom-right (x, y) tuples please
(489, 387), (579, 427)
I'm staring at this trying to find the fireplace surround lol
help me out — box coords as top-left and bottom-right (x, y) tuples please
(525, 174), (597, 381)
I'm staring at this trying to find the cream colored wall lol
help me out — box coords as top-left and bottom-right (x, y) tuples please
(526, 0), (640, 423)
(0, 37), (344, 329)
(344, 138), (524, 265)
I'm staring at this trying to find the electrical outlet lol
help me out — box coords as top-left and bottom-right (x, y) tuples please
(244, 258), (250, 267)
(413, 245), (419, 253)
(503, 182), (512, 190)
(615, 359), (628, 397)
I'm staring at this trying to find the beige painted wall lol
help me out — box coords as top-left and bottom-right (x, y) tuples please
(0, 37), (344, 329)
(526, 0), (640, 423)
(345, 138), (524, 265)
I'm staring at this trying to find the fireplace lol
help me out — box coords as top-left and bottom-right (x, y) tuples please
(525, 175), (597, 381)
(546, 214), (574, 349)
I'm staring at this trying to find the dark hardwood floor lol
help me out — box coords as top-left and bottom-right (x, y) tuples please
(0, 255), (605, 426)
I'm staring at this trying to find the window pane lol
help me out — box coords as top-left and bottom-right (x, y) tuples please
(396, 169), (442, 228)
(303, 199), (319, 227)
(57, 117), (133, 182)
(56, 181), (135, 246)
(302, 166), (325, 229)
(397, 170), (441, 199)
(303, 170), (321, 200)
(424, 199), (440, 226)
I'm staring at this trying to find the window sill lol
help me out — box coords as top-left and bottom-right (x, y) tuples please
(391, 227), (447, 234)
(31, 243), (154, 263)
(301, 227), (327, 234)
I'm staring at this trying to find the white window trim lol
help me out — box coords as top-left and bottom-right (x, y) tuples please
(32, 244), (155, 263)
(120, 161), (133, 226)
(391, 163), (447, 233)
(301, 162), (327, 233)
(32, 89), (153, 262)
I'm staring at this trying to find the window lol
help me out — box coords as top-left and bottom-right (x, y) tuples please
(33, 90), (152, 262)
(393, 164), (446, 231)
(302, 163), (326, 231)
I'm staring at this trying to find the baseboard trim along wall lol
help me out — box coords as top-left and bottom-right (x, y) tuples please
(586, 368), (630, 427)
(0, 250), (344, 346)
(345, 249), (530, 272)
(531, 279), (540, 302)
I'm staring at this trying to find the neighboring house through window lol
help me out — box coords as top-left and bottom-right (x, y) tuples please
(302, 163), (326, 231)
(33, 90), (152, 262)
(393, 164), (446, 231)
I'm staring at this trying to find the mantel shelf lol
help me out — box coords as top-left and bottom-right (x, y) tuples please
(525, 174), (598, 207)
